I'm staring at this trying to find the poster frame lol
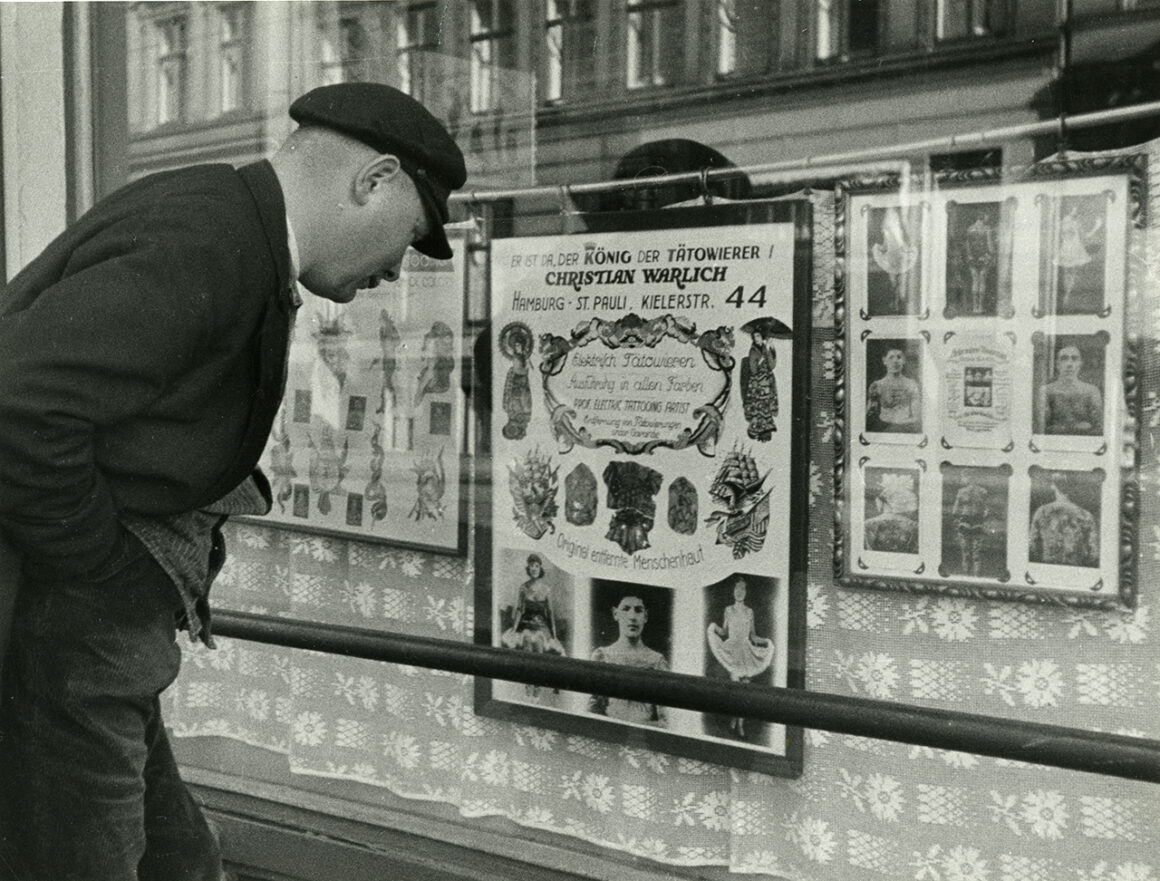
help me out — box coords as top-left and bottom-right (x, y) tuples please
(239, 234), (471, 557)
(473, 201), (811, 777)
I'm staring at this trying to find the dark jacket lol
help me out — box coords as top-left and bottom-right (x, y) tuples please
(0, 160), (293, 579)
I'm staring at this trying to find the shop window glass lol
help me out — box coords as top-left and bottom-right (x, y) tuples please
(470, 0), (517, 113)
(75, 4), (1159, 880)
(545, 0), (597, 102)
(626, 0), (683, 88)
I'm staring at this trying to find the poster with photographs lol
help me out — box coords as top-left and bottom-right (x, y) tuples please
(474, 203), (810, 776)
(834, 158), (1143, 609)
(247, 234), (468, 554)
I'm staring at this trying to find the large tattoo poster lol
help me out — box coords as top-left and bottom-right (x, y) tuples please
(475, 204), (809, 776)
(250, 238), (468, 554)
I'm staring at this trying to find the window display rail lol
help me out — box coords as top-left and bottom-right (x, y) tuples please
(213, 610), (1160, 783)
(451, 100), (1160, 203)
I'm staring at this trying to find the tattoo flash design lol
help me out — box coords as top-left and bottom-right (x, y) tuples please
(307, 423), (349, 516)
(269, 409), (296, 514)
(738, 316), (791, 442)
(602, 460), (663, 555)
(509, 447), (560, 540)
(500, 321), (535, 441)
(667, 476), (698, 535)
(364, 421), (388, 524)
(705, 445), (772, 559)
(410, 446), (447, 522)
(564, 462), (598, 526)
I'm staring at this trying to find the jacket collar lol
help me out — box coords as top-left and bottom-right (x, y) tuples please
(237, 160), (295, 314)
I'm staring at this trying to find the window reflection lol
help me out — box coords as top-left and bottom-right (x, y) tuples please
(717, 0), (778, 77)
(626, 0), (682, 88)
(817, 0), (880, 61)
(546, 0), (596, 102)
(717, 0), (738, 75)
(156, 15), (187, 125)
(218, 4), (247, 114)
(320, 4), (370, 84)
(396, 2), (439, 102)
(470, 0), (516, 113)
(937, 0), (1007, 41)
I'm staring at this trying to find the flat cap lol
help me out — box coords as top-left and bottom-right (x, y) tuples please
(290, 83), (467, 259)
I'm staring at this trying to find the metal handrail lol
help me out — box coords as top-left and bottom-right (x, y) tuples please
(213, 610), (1160, 783)
(450, 99), (1160, 204)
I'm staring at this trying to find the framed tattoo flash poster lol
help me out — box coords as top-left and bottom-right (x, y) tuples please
(248, 233), (469, 554)
(474, 202), (810, 776)
(834, 155), (1144, 609)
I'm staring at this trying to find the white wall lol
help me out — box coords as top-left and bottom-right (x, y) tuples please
(1, 2), (68, 279)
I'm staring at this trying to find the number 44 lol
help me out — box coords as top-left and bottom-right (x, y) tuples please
(725, 285), (767, 308)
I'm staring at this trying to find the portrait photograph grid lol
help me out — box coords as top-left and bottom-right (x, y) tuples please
(835, 160), (1142, 608)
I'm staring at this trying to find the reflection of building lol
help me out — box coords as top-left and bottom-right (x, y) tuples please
(97, 2), (1160, 210)
(117, 2), (537, 188)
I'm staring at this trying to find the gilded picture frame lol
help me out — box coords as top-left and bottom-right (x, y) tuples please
(834, 156), (1144, 609)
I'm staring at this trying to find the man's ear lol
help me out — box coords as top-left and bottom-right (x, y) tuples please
(353, 154), (402, 205)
